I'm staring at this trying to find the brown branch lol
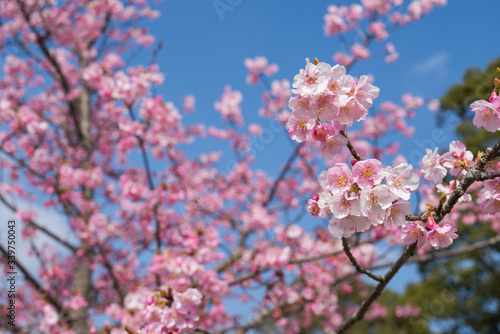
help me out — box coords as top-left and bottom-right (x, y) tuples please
(340, 130), (362, 161)
(97, 244), (126, 306)
(263, 142), (304, 206)
(342, 237), (383, 282)
(333, 242), (417, 334)
(16, 0), (84, 144)
(126, 107), (163, 266)
(406, 234), (500, 265)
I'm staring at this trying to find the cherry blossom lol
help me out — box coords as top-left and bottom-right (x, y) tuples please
(401, 221), (428, 247)
(470, 95), (500, 132)
(382, 163), (420, 200)
(426, 224), (458, 250)
(352, 159), (384, 189)
(421, 147), (447, 183)
(441, 140), (474, 176)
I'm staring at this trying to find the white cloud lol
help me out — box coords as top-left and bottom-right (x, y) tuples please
(410, 51), (450, 77)
(413, 51), (450, 73)
(406, 51), (451, 92)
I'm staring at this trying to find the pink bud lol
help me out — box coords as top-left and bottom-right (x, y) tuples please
(350, 158), (358, 166)
(312, 123), (335, 142)
(426, 214), (437, 230)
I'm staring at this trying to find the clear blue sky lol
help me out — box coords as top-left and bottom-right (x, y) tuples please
(131, 0), (500, 308)
(148, 0), (499, 171)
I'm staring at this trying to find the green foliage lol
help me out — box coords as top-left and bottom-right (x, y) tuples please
(439, 58), (500, 122)
(438, 57), (500, 154)
(454, 122), (499, 154)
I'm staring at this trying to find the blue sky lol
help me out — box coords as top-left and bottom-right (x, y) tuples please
(149, 0), (500, 169)
(141, 0), (500, 298)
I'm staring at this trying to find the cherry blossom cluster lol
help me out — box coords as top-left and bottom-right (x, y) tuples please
(324, 1), (447, 65)
(259, 79), (291, 123)
(401, 218), (458, 250)
(406, 139), (487, 250)
(286, 59), (379, 145)
(138, 287), (203, 334)
(311, 160), (418, 238)
(244, 56), (279, 85)
(214, 85), (244, 126)
(421, 140), (473, 184)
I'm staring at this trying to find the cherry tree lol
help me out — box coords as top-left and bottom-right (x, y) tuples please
(0, 1), (499, 334)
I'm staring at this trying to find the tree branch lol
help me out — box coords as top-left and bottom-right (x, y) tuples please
(0, 194), (78, 252)
(0, 243), (64, 313)
(342, 237), (383, 282)
(333, 242), (417, 334)
(340, 130), (362, 161)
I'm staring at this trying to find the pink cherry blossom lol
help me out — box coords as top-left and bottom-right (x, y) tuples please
(426, 224), (458, 249)
(336, 97), (366, 126)
(329, 191), (363, 219)
(244, 56), (279, 85)
(323, 163), (353, 194)
(441, 140), (474, 176)
(383, 163), (420, 200)
(401, 221), (428, 247)
(1, 1), (497, 333)
(395, 304), (420, 318)
(286, 109), (316, 142)
(333, 51), (354, 67)
(421, 148), (447, 183)
(385, 200), (412, 226)
(329, 215), (371, 238)
(323, 5), (347, 36)
(320, 133), (348, 159)
(352, 159), (384, 189)
(214, 85), (244, 125)
(427, 99), (440, 111)
(360, 185), (395, 225)
(368, 21), (388, 41)
(292, 58), (331, 97)
(470, 99), (500, 132)
(182, 94), (196, 113)
(351, 43), (371, 60)
(315, 92), (339, 122)
(479, 178), (500, 214)
(42, 305), (59, 325)
(436, 180), (472, 203)
(401, 93), (424, 110)
(353, 75), (380, 111)
(312, 123), (336, 142)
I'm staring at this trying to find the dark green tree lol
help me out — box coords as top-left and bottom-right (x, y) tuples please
(439, 57), (500, 153)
